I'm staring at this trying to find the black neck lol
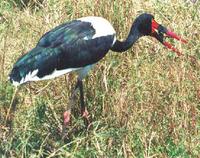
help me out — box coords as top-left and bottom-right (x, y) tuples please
(111, 24), (141, 52)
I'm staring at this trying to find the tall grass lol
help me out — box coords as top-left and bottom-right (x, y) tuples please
(0, 0), (199, 157)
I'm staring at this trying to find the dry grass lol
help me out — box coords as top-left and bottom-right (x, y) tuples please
(0, 0), (200, 157)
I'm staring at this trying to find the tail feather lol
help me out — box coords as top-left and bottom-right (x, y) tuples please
(9, 46), (55, 86)
(9, 66), (23, 86)
(9, 47), (41, 86)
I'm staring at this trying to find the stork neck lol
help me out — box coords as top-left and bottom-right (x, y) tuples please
(111, 25), (141, 52)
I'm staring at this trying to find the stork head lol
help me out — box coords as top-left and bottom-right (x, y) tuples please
(135, 13), (187, 55)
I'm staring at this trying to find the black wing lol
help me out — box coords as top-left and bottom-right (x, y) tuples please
(37, 20), (95, 48)
(9, 20), (115, 83)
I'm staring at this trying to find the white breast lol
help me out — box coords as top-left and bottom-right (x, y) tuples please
(78, 16), (116, 39)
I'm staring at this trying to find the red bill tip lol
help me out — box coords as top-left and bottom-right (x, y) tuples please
(163, 41), (183, 56)
(166, 31), (187, 43)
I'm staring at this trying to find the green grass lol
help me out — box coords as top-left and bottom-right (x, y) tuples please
(0, 0), (200, 157)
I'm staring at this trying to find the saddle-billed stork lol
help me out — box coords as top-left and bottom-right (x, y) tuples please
(9, 13), (186, 126)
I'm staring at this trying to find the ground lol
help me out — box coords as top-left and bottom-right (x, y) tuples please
(0, 0), (199, 157)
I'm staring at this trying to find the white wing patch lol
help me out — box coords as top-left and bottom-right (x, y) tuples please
(37, 68), (80, 80)
(78, 16), (116, 39)
(12, 69), (39, 86)
(24, 69), (39, 82)
(11, 65), (95, 86)
(11, 67), (81, 86)
(12, 80), (21, 87)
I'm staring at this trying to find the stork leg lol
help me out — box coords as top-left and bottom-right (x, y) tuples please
(63, 79), (90, 127)
(77, 79), (90, 127)
(63, 81), (79, 126)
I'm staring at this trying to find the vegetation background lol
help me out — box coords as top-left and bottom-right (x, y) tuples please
(0, 0), (199, 157)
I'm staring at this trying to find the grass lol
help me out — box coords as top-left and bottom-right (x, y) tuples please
(0, 0), (200, 157)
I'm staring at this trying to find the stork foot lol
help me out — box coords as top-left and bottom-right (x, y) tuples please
(63, 110), (71, 126)
(82, 108), (92, 129)
(82, 109), (89, 119)
(61, 110), (71, 137)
